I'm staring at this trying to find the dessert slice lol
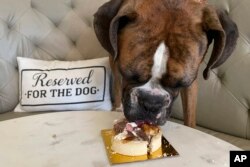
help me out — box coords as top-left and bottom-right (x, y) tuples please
(111, 119), (162, 156)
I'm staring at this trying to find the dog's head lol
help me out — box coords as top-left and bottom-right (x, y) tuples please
(94, 0), (238, 125)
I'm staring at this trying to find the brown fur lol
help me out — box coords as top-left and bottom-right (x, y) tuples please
(118, 0), (207, 89)
(94, 0), (238, 127)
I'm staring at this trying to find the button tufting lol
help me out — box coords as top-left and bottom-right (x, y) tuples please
(70, 1), (75, 9)
(218, 73), (225, 82)
(72, 40), (76, 46)
(30, 1), (35, 9)
(7, 23), (12, 30)
(83, 18), (92, 28)
(53, 22), (59, 28)
(6, 21), (14, 30)
(65, 0), (74, 9)
(33, 42), (38, 48)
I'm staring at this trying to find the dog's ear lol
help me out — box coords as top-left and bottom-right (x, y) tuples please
(202, 7), (239, 80)
(94, 0), (137, 60)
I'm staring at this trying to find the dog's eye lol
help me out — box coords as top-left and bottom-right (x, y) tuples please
(129, 73), (149, 85)
(123, 71), (150, 87)
(161, 75), (194, 89)
(118, 17), (131, 30)
(118, 65), (150, 85)
(118, 14), (137, 32)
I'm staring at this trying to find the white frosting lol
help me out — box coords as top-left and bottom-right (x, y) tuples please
(114, 122), (139, 140)
(131, 131), (138, 137)
(127, 122), (137, 128)
(114, 130), (128, 140)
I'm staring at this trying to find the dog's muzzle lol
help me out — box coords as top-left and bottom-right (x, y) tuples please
(123, 83), (173, 125)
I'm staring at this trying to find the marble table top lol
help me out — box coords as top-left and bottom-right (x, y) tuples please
(0, 111), (240, 167)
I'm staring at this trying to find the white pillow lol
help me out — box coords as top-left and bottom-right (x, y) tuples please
(14, 57), (112, 112)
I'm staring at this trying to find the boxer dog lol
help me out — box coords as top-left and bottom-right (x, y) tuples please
(94, 0), (238, 127)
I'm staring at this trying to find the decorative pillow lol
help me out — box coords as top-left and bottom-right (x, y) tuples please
(14, 57), (112, 112)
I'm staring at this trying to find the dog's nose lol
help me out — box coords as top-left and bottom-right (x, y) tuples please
(137, 90), (171, 112)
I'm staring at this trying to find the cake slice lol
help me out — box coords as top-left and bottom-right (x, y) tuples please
(111, 119), (162, 156)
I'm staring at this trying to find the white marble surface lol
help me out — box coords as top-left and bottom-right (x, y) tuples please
(0, 111), (240, 167)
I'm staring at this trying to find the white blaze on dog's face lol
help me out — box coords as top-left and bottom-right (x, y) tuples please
(136, 42), (170, 100)
(152, 42), (168, 80)
(128, 42), (172, 124)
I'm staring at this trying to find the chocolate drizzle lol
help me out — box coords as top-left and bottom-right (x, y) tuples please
(113, 119), (128, 135)
(135, 129), (149, 141)
(113, 119), (159, 142)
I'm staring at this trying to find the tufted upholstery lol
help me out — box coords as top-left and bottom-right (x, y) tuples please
(172, 0), (250, 139)
(0, 0), (249, 140)
(0, 0), (110, 112)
